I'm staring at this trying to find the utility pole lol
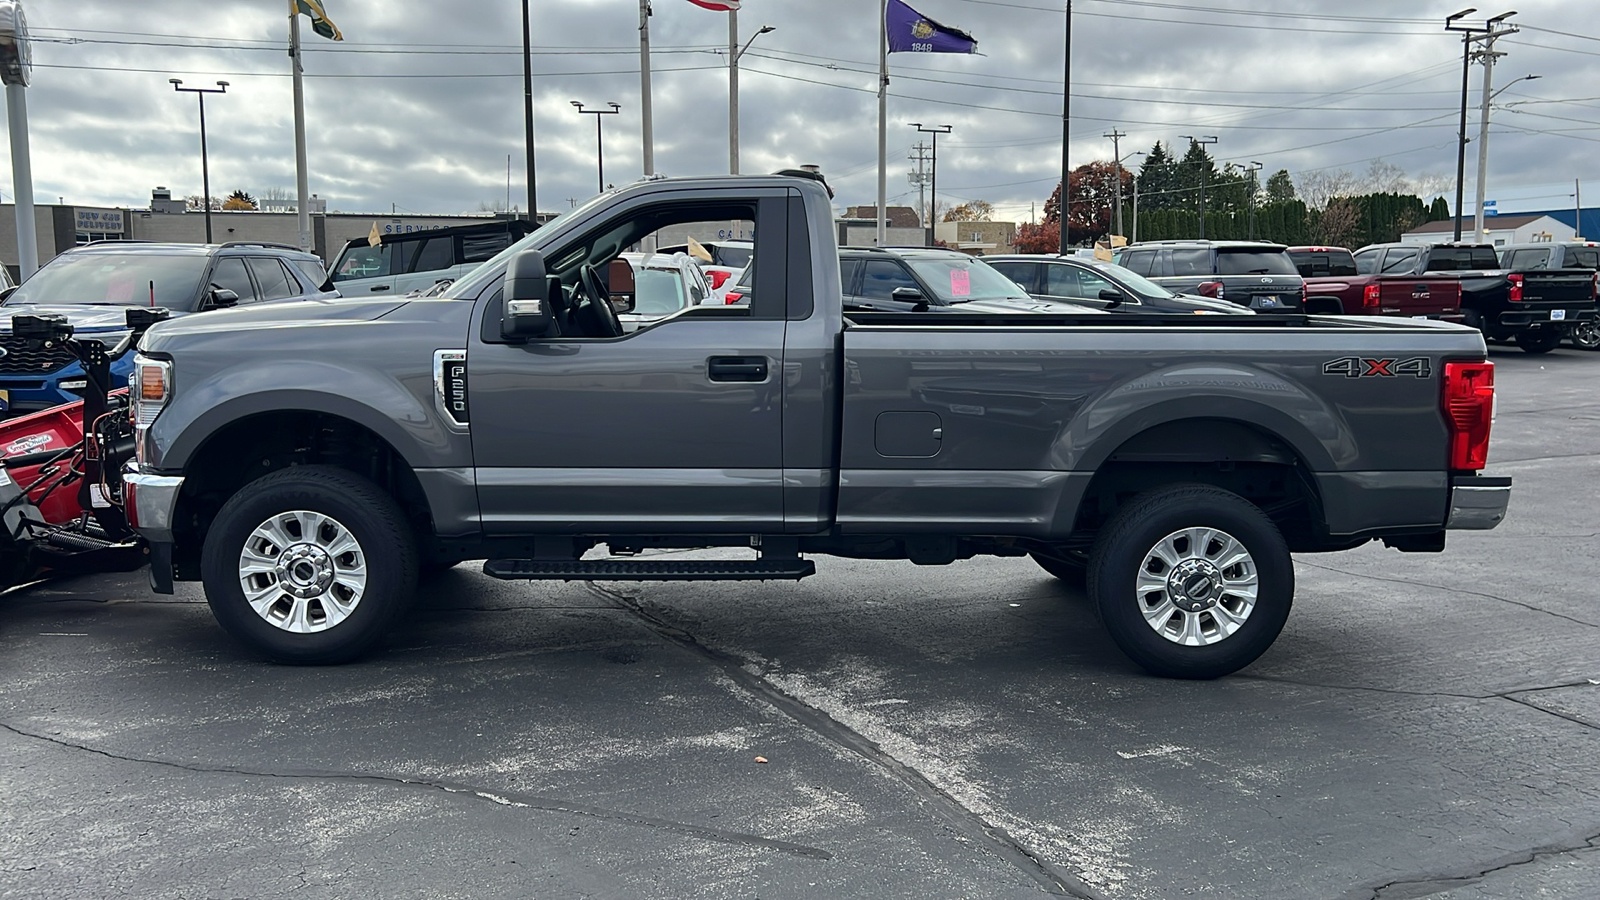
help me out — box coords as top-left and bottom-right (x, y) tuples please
(1446, 9), (1496, 242)
(1576, 179), (1584, 239)
(1473, 13), (1517, 242)
(638, 0), (654, 176)
(1247, 160), (1263, 241)
(908, 141), (931, 241)
(1058, 0), (1072, 255)
(1104, 128), (1125, 240)
(1181, 135), (1218, 240)
(1131, 177), (1139, 244)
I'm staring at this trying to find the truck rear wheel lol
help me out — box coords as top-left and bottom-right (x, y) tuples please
(1568, 321), (1600, 351)
(200, 465), (418, 664)
(1087, 484), (1293, 679)
(1515, 329), (1562, 354)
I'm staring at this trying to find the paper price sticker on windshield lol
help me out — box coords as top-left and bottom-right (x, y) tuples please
(950, 269), (971, 297)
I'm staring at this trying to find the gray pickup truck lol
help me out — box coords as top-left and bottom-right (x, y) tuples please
(123, 175), (1510, 679)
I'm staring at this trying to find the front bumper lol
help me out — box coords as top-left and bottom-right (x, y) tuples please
(1446, 475), (1511, 530)
(122, 464), (184, 543)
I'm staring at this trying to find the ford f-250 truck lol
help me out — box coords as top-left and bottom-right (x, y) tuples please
(122, 175), (1511, 679)
(1353, 242), (1597, 353)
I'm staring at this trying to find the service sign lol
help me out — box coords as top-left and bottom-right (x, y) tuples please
(75, 208), (124, 233)
(0, 0), (30, 87)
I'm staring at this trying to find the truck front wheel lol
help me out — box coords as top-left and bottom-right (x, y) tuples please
(1087, 484), (1293, 679)
(200, 465), (418, 664)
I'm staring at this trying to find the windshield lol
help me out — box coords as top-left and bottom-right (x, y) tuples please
(1428, 246), (1502, 271)
(6, 253), (210, 309)
(1289, 249), (1358, 277)
(1215, 249), (1298, 276)
(905, 257), (1029, 303)
(1087, 262), (1178, 299)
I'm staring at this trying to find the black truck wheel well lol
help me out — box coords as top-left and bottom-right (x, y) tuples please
(170, 411), (435, 579)
(1067, 418), (1341, 554)
(1304, 296), (1345, 315)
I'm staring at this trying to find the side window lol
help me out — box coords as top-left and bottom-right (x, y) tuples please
(1077, 269), (1119, 300)
(1567, 248), (1599, 270)
(988, 262), (1036, 292)
(1170, 248), (1211, 276)
(858, 259), (920, 300)
(1380, 249), (1419, 274)
(1121, 250), (1156, 276)
(207, 257), (258, 304)
(409, 237), (454, 274)
(462, 233), (513, 263)
(839, 258), (865, 295)
(294, 258), (328, 288)
(1353, 249), (1379, 275)
(1043, 264), (1082, 298)
(332, 243), (392, 282)
(247, 257), (296, 301)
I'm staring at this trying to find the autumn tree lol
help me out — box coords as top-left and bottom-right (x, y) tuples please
(1023, 161), (1132, 248)
(942, 199), (994, 222)
(222, 189), (257, 211)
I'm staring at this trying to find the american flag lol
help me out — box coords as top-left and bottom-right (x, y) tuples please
(686, 0), (741, 10)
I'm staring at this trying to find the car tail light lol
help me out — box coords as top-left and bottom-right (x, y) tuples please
(707, 270), (732, 290)
(1362, 284), (1381, 309)
(1443, 361), (1494, 472)
(723, 291), (742, 305)
(1300, 282), (1308, 307)
(1197, 281), (1222, 298)
(1507, 272), (1523, 302)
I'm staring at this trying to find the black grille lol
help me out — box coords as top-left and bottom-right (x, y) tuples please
(0, 334), (76, 374)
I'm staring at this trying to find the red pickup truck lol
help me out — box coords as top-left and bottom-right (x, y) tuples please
(1289, 246), (1463, 320)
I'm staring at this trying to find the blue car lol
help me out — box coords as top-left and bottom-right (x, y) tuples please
(0, 241), (333, 415)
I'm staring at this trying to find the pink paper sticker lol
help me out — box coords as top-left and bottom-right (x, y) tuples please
(950, 269), (971, 296)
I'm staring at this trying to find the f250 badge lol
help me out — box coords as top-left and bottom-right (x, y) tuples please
(433, 349), (469, 426)
(1322, 357), (1431, 378)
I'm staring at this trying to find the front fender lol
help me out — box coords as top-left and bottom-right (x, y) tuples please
(1061, 362), (1353, 472)
(149, 362), (466, 472)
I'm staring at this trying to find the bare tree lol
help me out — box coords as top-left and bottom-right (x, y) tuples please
(1296, 169), (1360, 211)
(1314, 198), (1362, 248)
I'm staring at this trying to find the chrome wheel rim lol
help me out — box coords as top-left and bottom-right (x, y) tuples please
(238, 510), (367, 633)
(1135, 527), (1258, 646)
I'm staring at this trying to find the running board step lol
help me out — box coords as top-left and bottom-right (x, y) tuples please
(482, 557), (815, 582)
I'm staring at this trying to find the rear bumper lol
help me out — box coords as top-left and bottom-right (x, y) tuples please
(1496, 307), (1596, 329)
(1446, 475), (1511, 530)
(123, 464), (184, 543)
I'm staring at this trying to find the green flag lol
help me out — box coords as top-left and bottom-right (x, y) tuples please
(291, 0), (343, 41)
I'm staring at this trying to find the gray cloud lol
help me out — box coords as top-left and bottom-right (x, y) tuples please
(5, 0), (1595, 221)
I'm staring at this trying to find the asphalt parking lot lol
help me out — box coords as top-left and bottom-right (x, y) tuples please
(3, 343), (1598, 900)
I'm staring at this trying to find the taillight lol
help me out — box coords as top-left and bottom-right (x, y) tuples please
(707, 270), (732, 290)
(1362, 284), (1381, 309)
(1443, 361), (1494, 472)
(723, 291), (742, 305)
(1507, 272), (1523, 302)
(1197, 281), (1222, 298)
(1300, 282), (1307, 307)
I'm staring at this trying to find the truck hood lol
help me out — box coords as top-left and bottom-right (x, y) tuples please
(138, 296), (413, 353)
(955, 296), (1110, 314)
(0, 303), (183, 333)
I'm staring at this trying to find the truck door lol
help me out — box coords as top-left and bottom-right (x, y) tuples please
(465, 192), (791, 534)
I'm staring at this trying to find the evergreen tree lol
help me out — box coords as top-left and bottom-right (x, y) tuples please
(1265, 170), (1296, 204)
(1136, 141), (1182, 212)
(1176, 140), (1218, 215)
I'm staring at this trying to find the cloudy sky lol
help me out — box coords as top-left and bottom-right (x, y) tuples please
(7, 0), (1597, 223)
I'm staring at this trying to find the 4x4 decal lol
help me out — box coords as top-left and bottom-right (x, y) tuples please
(1322, 356), (1431, 378)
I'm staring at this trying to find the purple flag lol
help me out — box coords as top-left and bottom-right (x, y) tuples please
(886, 0), (977, 53)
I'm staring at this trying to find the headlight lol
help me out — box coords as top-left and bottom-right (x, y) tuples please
(132, 355), (171, 427)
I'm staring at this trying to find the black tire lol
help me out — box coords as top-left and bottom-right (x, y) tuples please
(1087, 484), (1293, 679)
(1031, 550), (1087, 587)
(1568, 321), (1600, 351)
(1514, 329), (1562, 354)
(201, 465), (418, 664)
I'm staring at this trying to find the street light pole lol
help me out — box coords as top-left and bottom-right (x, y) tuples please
(728, 17), (774, 175)
(521, 0), (537, 222)
(170, 78), (228, 244)
(1445, 8), (1488, 242)
(1180, 134), (1217, 240)
(571, 101), (621, 194)
(910, 123), (952, 229)
(1058, 0), (1072, 255)
(1247, 160), (1263, 240)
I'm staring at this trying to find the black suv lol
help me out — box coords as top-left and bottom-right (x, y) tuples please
(1114, 240), (1305, 312)
(0, 241), (331, 413)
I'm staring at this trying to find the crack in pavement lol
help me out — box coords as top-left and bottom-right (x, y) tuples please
(585, 582), (1108, 900)
(1337, 826), (1600, 900)
(1489, 450), (1600, 465)
(1501, 693), (1600, 732)
(0, 720), (831, 861)
(1238, 673), (1600, 734)
(1297, 560), (1600, 629)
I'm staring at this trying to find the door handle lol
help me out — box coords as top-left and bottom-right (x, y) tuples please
(370, 285), (391, 292)
(708, 356), (768, 382)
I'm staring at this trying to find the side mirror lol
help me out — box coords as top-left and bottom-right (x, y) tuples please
(209, 288), (240, 308)
(1097, 288), (1125, 308)
(501, 249), (556, 339)
(891, 286), (925, 303)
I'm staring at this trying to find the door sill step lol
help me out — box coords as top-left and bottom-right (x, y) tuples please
(482, 557), (815, 582)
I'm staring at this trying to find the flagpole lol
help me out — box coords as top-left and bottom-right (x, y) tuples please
(639, 0), (654, 176)
(876, 0), (888, 246)
(290, 12), (312, 253)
